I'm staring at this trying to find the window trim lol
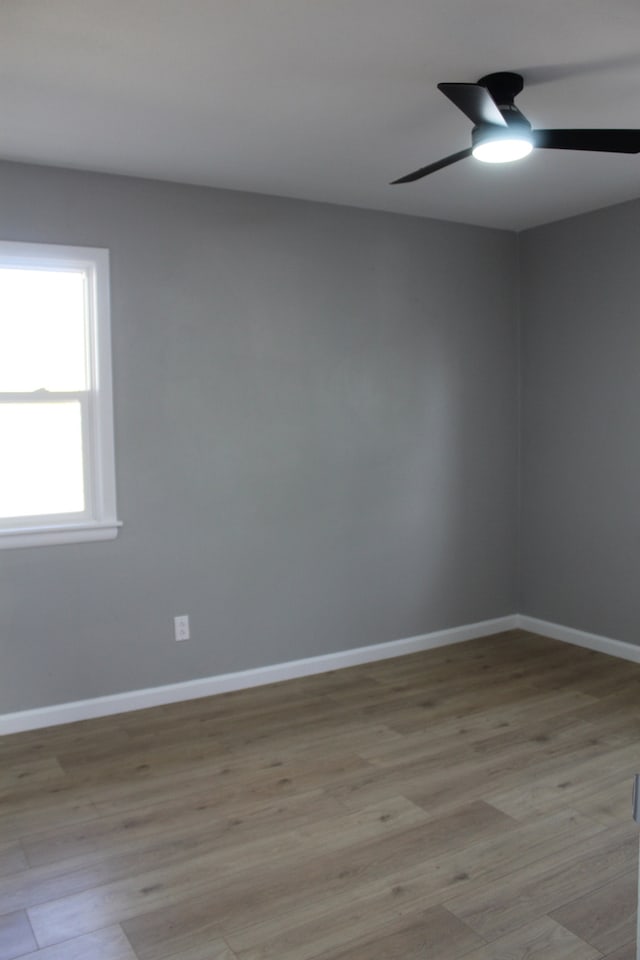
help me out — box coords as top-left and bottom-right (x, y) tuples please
(0, 241), (121, 549)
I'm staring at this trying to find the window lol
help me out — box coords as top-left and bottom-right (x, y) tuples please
(0, 241), (120, 548)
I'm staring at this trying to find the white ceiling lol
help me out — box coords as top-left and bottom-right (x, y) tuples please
(2, 0), (640, 231)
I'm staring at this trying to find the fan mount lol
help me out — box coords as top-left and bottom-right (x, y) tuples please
(477, 72), (524, 108)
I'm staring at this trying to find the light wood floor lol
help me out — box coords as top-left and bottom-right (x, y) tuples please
(1, 629), (639, 960)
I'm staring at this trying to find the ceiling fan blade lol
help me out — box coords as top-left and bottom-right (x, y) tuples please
(390, 148), (473, 184)
(533, 129), (640, 153)
(438, 83), (508, 127)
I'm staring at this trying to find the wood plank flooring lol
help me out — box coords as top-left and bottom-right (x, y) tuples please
(1, 629), (639, 959)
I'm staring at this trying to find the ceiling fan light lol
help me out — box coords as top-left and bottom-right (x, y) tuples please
(472, 136), (533, 163)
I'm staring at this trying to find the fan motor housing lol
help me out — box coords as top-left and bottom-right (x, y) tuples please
(471, 120), (532, 149)
(478, 72), (529, 126)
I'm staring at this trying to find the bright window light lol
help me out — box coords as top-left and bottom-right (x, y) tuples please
(0, 401), (85, 518)
(0, 242), (120, 549)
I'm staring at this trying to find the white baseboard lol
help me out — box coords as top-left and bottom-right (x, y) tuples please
(0, 615), (518, 735)
(3, 614), (637, 736)
(516, 614), (640, 664)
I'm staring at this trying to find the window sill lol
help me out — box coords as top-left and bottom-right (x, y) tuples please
(0, 520), (122, 550)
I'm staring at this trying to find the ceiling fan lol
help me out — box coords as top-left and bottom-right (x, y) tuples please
(391, 71), (640, 183)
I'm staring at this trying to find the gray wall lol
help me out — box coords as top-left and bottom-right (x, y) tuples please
(0, 161), (519, 713)
(520, 198), (640, 643)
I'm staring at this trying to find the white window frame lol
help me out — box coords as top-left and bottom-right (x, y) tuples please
(0, 240), (121, 549)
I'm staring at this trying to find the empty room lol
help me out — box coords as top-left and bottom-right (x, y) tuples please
(2, 2), (640, 959)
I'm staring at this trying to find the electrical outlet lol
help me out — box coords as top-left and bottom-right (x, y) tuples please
(174, 615), (190, 642)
